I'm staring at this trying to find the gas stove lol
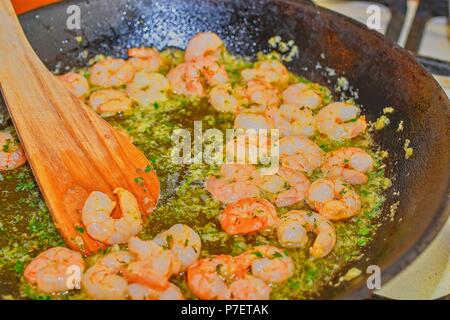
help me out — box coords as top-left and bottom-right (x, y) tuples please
(315, 0), (449, 300)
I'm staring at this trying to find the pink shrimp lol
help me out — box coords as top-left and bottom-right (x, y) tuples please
(127, 48), (163, 72)
(0, 131), (27, 171)
(58, 72), (90, 98)
(322, 147), (374, 185)
(279, 135), (324, 173)
(276, 210), (336, 257)
(185, 32), (224, 62)
(205, 164), (261, 204)
(260, 167), (311, 207)
(219, 198), (278, 235)
(24, 247), (85, 294)
(307, 178), (361, 221)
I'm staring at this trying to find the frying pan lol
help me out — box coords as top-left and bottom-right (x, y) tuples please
(0, 0), (449, 299)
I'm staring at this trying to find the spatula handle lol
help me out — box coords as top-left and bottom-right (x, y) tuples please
(0, 0), (50, 77)
(0, 0), (159, 255)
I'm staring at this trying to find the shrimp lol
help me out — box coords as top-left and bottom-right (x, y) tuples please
(186, 255), (237, 300)
(219, 198), (278, 235)
(88, 89), (133, 117)
(82, 251), (133, 300)
(307, 179), (361, 221)
(0, 131), (27, 171)
(229, 275), (271, 300)
(187, 254), (273, 300)
(127, 48), (163, 72)
(187, 56), (229, 88)
(126, 71), (170, 107)
(167, 63), (198, 96)
(279, 135), (324, 172)
(225, 132), (274, 166)
(323, 147), (374, 185)
(234, 106), (273, 131)
(205, 164), (261, 204)
(185, 32), (224, 62)
(128, 283), (184, 300)
(260, 167), (311, 207)
(153, 224), (202, 274)
(209, 84), (240, 113)
(240, 80), (280, 107)
(236, 245), (294, 283)
(276, 210), (336, 258)
(168, 56), (228, 97)
(266, 104), (317, 137)
(81, 188), (142, 245)
(241, 60), (289, 86)
(282, 83), (322, 109)
(89, 57), (135, 87)
(316, 102), (367, 140)
(123, 237), (174, 290)
(58, 72), (90, 98)
(24, 247), (85, 294)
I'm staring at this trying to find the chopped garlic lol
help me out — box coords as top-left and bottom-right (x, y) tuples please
(267, 36), (299, 62)
(390, 201), (400, 220)
(325, 67), (336, 77)
(343, 268), (362, 281)
(374, 115), (390, 130)
(379, 150), (389, 159)
(403, 139), (413, 159)
(335, 77), (349, 92)
(383, 107), (394, 114)
(268, 35), (281, 47)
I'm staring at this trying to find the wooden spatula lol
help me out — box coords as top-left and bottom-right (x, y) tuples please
(0, 0), (160, 255)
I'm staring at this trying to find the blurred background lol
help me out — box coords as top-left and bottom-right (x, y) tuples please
(315, 0), (450, 100)
(10, 0), (450, 300)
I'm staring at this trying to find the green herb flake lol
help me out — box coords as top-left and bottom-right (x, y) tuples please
(14, 261), (25, 274)
(76, 226), (84, 234)
(357, 238), (368, 247)
(134, 177), (144, 185)
(15, 181), (36, 191)
(272, 252), (283, 259)
(2, 140), (12, 152)
(357, 226), (370, 236)
(252, 251), (264, 258)
(288, 279), (300, 289)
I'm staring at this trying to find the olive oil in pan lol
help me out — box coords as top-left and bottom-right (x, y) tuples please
(0, 49), (391, 299)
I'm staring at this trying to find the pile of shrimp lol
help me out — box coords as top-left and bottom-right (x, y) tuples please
(24, 224), (199, 300)
(14, 32), (385, 300)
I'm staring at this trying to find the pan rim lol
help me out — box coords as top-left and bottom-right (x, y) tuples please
(18, 0), (450, 300)
(276, 0), (450, 299)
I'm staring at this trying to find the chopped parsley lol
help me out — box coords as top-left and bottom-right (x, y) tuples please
(75, 226), (84, 234)
(252, 251), (264, 258)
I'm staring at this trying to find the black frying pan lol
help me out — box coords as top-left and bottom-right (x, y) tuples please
(1, 0), (449, 299)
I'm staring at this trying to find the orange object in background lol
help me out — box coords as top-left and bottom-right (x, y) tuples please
(12, 0), (61, 14)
